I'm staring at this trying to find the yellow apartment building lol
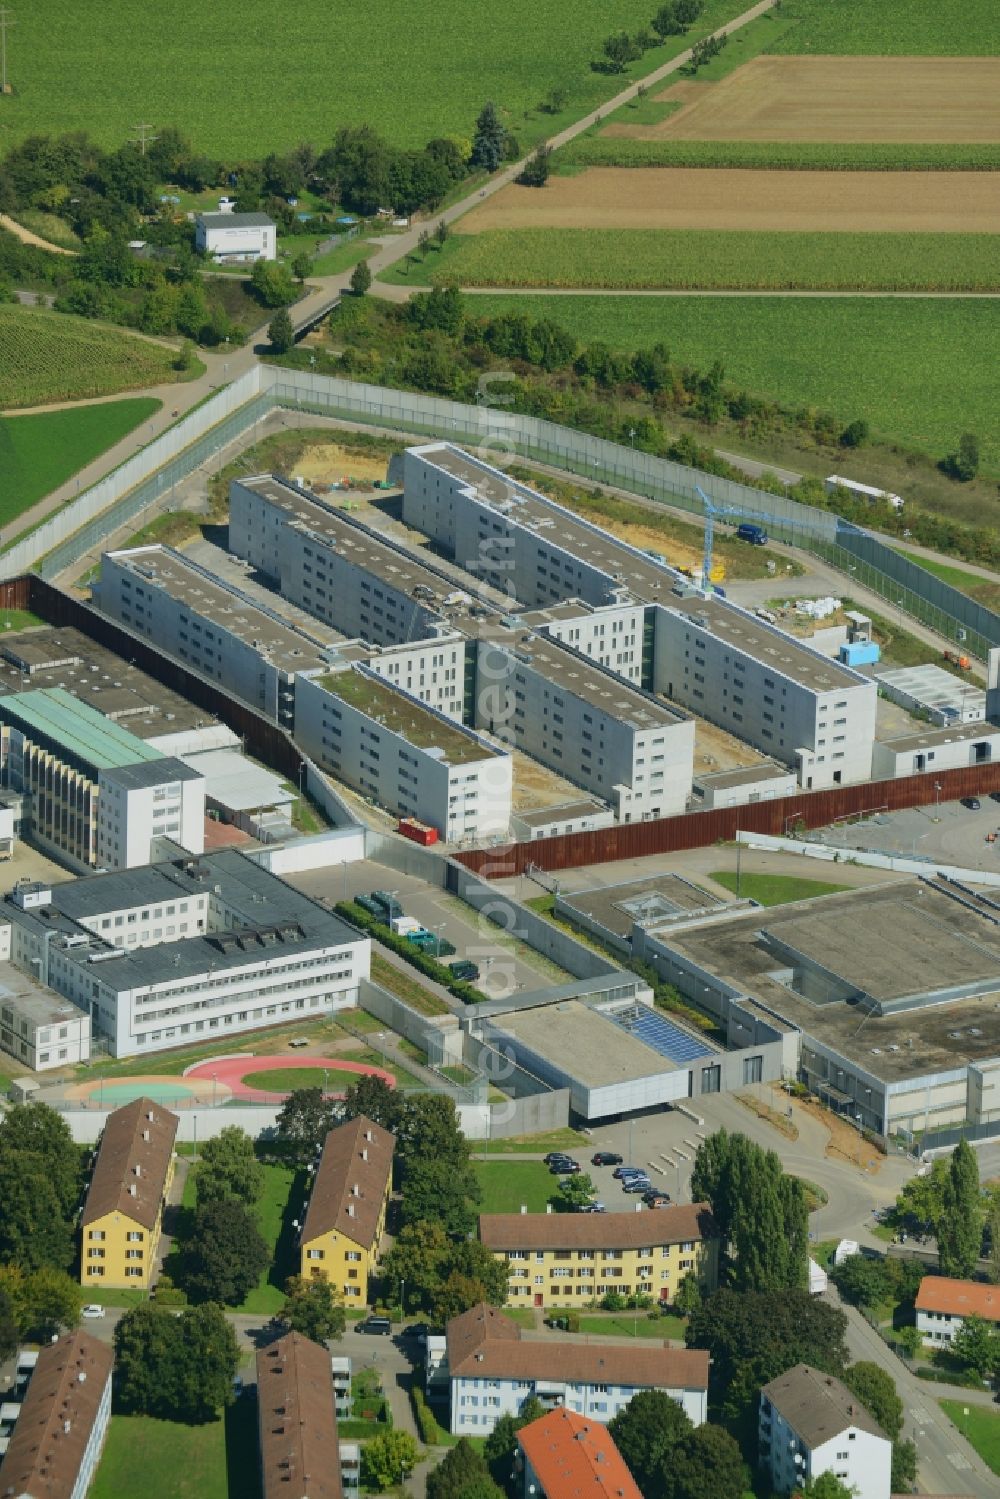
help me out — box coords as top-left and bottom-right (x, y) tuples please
(80, 1096), (178, 1291)
(299, 1115), (394, 1304)
(479, 1202), (719, 1310)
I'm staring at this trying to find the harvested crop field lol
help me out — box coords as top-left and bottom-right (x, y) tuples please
(458, 167), (1000, 235)
(620, 57), (1000, 144)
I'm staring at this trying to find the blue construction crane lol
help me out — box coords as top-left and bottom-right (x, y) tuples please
(696, 484), (741, 590)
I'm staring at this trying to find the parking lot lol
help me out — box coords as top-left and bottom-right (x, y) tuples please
(289, 859), (573, 998)
(812, 795), (1000, 874)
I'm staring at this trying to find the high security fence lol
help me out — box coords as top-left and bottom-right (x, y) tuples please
(8, 366), (999, 660)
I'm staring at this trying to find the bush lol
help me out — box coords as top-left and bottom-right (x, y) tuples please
(413, 1387), (446, 1444)
(334, 900), (489, 1003)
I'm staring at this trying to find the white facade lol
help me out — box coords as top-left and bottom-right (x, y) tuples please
(694, 764), (798, 810)
(0, 971), (91, 1071)
(96, 761), (205, 870)
(760, 1368), (891, 1499)
(449, 1366), (706, 1437)
(295, 669), (511, 843)
(194, 212), (276, 262)
(872, 722), (1000, 780)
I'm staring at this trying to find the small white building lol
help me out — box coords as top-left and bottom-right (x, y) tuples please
(694, 763), (798, 810)
(0, 962), (91, 1071)
(872, 720), (1000, 780)
(760, 1362), (891, 1499)
(194, 211), (276, 263)
(439, 1304), (708, 1437)
(915, 1276), (1000, 1347)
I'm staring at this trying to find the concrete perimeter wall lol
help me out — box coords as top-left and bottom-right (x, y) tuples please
(448, 862), (618, 982)
(359, 977), (462, 1061)
(250, 827), (366, 876)
(736, 831), (1000, 887)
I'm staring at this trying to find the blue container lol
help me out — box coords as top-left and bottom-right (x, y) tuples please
(839, 640), (880, 666)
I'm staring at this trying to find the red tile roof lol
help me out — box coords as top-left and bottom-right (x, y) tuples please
(517, 1407), (642, 1499)
(916, 1276), (1000, 1322)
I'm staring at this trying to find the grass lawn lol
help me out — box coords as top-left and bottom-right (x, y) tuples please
(480, 1128), (589, 1154)
(0, 0), (748, 155)
(90, 1406), (261, 1499)
(710, 871), (850, 905)
(177, 1160), (302, 1315)
(0, 397), (162, 522)
(311, 238), (377, 276)
(940, 1401), (1000, 1475)
(0, 305), (178, 408)
(241, 1066), (346, 1092)
(389, 229), (1000, 293)
(474, 1161), (559, 1214)
(351, 1047), (423, 1089)
(465, 296), (1000, 471)
(369, 952), (449, 1017)
(577, 1313), (688, 1340)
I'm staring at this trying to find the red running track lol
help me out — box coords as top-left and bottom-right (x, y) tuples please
(184, 1054), (396, 1103)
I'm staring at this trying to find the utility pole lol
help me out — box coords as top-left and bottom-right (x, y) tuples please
(0, 9), (14, 96)
(133, 121), (158, 155)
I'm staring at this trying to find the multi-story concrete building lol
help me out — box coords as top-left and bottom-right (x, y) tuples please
(0, 962), (91, 1071)
(479, 1204), (718, 1310)
(5, 850), (368, 1058)
(296, 667), (512, 841)
(0, 687), (205, 869)
(759, 1363), (891, 1499)
(476, 631), (692, 821)
(516, 1407), (643, 1499)
(915, 1277), (1000, 1347)
(652, 595), (877, 789)
(81, 1096), (178, 1290)
(97, 546), (335, 730)
(256, 1333), (345, 1499)
(299, 1116), (394, 1304)
(0, 1332), (112, 1499)
(436, 1303), (708, 1435)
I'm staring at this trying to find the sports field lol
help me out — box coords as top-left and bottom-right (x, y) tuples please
(0, 398), (161, 524)
(0, 0), (746, 154)
(458, 167), (1000, 234)
(624, 57), (1000, 143)
(465, 294), (1000, 470)
(408, 227), (1000, 291)
(0, 305), (178, 408)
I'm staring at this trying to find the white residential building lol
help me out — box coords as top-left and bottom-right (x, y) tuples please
(295, 667), (511, 842)
(194, 211), (275, 262)
(915, 1276), (1000, 1346)
(437, 1304), (708, 1437)
(0, 960), (91, 1071)
(4, 850), (369, 1058)
(760, 1363), (891, 1499)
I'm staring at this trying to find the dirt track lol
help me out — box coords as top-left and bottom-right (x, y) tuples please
(620, 56), (1000, 143)
(458, 167), (1000, 234)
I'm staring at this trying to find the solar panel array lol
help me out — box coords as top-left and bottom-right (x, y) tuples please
(610, 1007), (715, 1065)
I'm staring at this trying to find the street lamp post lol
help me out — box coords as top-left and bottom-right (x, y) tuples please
(212, 1072), (218, 1109)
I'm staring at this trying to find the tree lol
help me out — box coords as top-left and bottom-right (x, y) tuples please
(182, 1199), (269, 1306)
(608, 1389), (692, 1494)
(23, 1268), (81, 1339)
(397, 1093), (472, 1174)
(292, 251), (312, 284)
(275, 1087), (339, 1163)
(383, 1220), (450, 1312)
(652, 4), (685, 39)
(361, 1430), (419, 1492)
(987, 1200), (1000, 1285)
(518, 145), (552, 188)
(795, 1476), (853, 1499)
(114, 1303), (238, 1421)
(401, 1156), (481, 1236)
(896, 1324), (922, 1359)
(894, 1157), (948, 1233)
(174, 1303), (241, 1421)
(342, 1074), (404, 1134)
(196, 1126), (265, 1208)
(0, 1102), (81, 1218)
(350, 258), (372, 296)
(268, 307), (294, 353)
(661, 1423), (746, 1499)
(428, 1438), (504, 1499)
(840, 418), (869, 448)
(891, 1437), (918, 1493)
(0, 1287), (15, 1362)
(842, 1361), (903, 1439)
(471, 102), (507, 172)
(691, 1130), (807, 1292)
(944, 432), (980, 481)
(555, 1172), (596, 1211)
(249, 257), (296, 307)
(938, 1139), (982, 1278)
(830, 1253), (892, 1310)
(602, 33), (641, 72)
(435, 218), (450, 247)
(432, 1270), (494, 1328)
(673, 1271), (702, 1316)
(951, 1312), (1000, 1376)
(483, 1413), (520, 1489)
(0, 1154), (75, 1272)
(280, 1276), (346, 1343)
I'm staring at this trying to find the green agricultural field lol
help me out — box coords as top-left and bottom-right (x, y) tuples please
(404, 228), (1000, 292)
(0, 305), (178, 408)
(0, 0), (747, 155)
(558, 137), (1000, 171)
(709, 872), (850, 905)
(0, 398), (161, 525)
(465, 294), (1000, 471)
(766, 0), (997, 56)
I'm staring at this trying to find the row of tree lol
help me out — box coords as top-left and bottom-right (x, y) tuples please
(690, 1128), (809, 1293)
(892, 1139), (991, 1279)
(597, 1), (705, 74)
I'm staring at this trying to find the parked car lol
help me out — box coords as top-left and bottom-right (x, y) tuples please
(961, 796), (982, 810)
(361, 1317), (392, 1336)
(612, 1165), (643, 1180)
(449, 959), (480, 983)
(544, 1151), (573, 1165)
(81, 1304), (105, 1320)
(552, 1159), (581, 1175)
(990, 791), (1000, 804)
(592, 1152), (623, 1167)
(622, 1178), (651, 1193)
(643, 1191), (671, 1208)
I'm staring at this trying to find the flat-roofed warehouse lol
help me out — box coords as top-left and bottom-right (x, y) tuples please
(650, 878), (1000, 1141)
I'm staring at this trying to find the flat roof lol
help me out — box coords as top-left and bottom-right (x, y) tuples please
(878, 721), (999, 753)
(492, 1000), (677, 1085)
(0, 964), (88, 1030)
(514, 797), (610, 828)
(0, 627), (226, 741)
(105, 547), (337, 673)
(666, 594), (863, 693)
(502, 631), (684, 731)
(197, 211), (273, 228)
(695, 763), (794, 789)
(560, 874), (725, 939)
(0, 686), (165, 772)
(181, 748), (294, 812)
(876, 663), (986, 712)
(666, 881), (1000, 1081)
(321, 667), (500, 765)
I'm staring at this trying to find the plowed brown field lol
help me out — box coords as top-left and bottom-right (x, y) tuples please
(612, 56), (1000, 143)
(457, 167), (1000, 234)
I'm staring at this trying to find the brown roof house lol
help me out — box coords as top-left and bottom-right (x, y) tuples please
(299, 1116), (394, 1306)
(760, 1363), (891, 1499)
(80, 1096), (178, 1291)
(0, 1331), (113, 1499)
(256, 1332), (347, 1499)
